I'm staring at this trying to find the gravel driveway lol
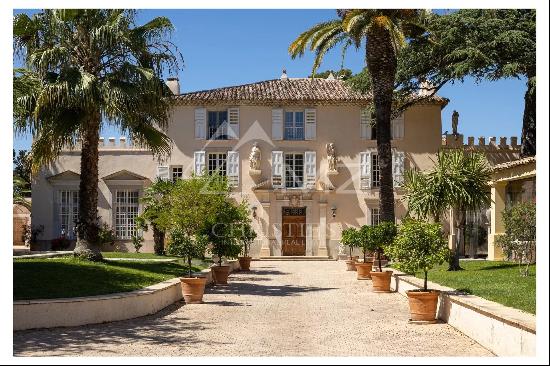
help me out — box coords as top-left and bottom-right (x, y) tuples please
(13, 260), (492, 357)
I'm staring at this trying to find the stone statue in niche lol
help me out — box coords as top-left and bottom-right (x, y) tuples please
(249, 142), (261, 171)
(452, 110), (459, 135)
(326, 143), (337, 172)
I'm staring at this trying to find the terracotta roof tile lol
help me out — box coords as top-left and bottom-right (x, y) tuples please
(173, 78), (448, 107)
(492, 156), (536, 172)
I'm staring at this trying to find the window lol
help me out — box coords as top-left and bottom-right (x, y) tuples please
(372, 153), (380, 187)
(115, 190), (139, 239)
(208, 153), (227, 176)
(370, 208), (380, 226)
(58, 190), (78, 239)
(284, 111), (304, 140)
(171, 166), (183, 182)
(285, 153), (304, 188)
(208, 111), (228, 140)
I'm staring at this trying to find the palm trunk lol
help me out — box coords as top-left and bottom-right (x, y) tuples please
(74, 112), (103, 261)
(448, 208), (464, 271)
(366, 27), (396, 224)
(520, 74), (536, 157)
(152, 225), (165, 255)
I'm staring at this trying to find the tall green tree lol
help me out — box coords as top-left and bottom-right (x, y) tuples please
(13, 10), (182, 261)
(398, 9), (536, 157)
(136, 178), (175, 255)
(13, 149), (32, 187)
(13, 175), (31, 210)
(289, 9), (429, 223)
(403, 149), (491, 270)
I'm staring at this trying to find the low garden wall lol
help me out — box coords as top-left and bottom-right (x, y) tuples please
(14, 259), (241, 331)
(389, 269), (536, 357)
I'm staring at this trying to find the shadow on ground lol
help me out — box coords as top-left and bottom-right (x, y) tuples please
(13, 301), (228, 356)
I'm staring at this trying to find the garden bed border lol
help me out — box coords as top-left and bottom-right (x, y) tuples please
(13, 259), (241, 331)
(389, 268), (536, 357)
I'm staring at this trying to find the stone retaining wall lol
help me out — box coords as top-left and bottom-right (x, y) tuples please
(14, 260), (241, 331)
(389, 269), (536, 357)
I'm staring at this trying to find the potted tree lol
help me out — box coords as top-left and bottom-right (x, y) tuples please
(369, 222), (397, 292)
(355, 225), (376, 280)
(203, 194), (247, 284)
(167, 228), (209, 304)
(237, 222), (257, 271)
(341, 227), (360, 271)
(386, 219), (450, 322)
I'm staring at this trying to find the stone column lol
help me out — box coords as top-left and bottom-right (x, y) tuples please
(318, 202), (328, 257)
(488, 182), (507, 260)
(259, 202), (271, 257)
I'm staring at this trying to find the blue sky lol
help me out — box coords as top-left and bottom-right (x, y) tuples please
(13, 9), (527, 151)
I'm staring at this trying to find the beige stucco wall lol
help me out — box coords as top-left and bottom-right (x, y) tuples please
(32, 102), (443, 255)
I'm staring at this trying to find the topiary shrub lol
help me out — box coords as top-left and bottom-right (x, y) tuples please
(386, 219), (450, 291)
(496, 202), (536, 276)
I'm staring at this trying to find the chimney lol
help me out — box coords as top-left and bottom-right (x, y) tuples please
(280, 68), (288, 80)
(166, 77), (180, 95)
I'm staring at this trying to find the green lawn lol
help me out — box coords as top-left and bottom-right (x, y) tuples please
(415, 260), (536, 314)
(13, 256), (209, 300)
(101, 252), (179, 259)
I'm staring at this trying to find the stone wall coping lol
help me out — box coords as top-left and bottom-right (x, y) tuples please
(389, 268), (536, 334)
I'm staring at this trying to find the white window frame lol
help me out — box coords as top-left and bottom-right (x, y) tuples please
(114, 189), (140, 240)
(170, 165), (183, 182)
(284, 110), (305, 141)
(57, 189), (79, 239)
(370, 208), (380, 226)
(371, 152), (381, 188)
(284, 152), (304, 189)
(208, 152), (227, 176)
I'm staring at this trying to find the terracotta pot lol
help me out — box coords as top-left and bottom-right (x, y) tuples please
(345, 260), (357, 271)
(370, 270), (393, 292)
(355, 262), (373, 280)
(211, 265), (231, 284)
(180, 277), (207, 304)
(407, 290), (440, 322)
(238, 256), (252, 271)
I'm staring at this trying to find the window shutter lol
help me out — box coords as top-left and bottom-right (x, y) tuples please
(391, 114), (404, 139)
(360, 151), (372, 190)
(304, 151), (316, 189)
(227, 151), (239, 187)
(392, 150), (405, 187)
(156, 166), (169, 181)
(360, 109), (372, 140)
(228, 107), (240, 140)
(271, 151), (283, 188)
(194, 108), (206, 140)
(272, 109), (283, 140)
(305, 108), (317, 140)
(194, 151), (206, 176)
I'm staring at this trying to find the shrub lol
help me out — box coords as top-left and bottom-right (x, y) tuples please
(371, 222), (397, 271)
(358, 225), (377, 262)
(386, 219), (450, 291)
(98, 223), (116, 246)
(496, 202), (536, 276)
(132, 235), (144, 253)
(167, 228), (209, 277)
(341, 227), (361, 258)
(237, 222), (257, 257)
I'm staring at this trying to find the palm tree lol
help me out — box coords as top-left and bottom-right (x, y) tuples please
(403, 149), (492, 270)
(13, 10), (182, 261)
(13, 175), (32, 210)
(289, 9), (428, 223)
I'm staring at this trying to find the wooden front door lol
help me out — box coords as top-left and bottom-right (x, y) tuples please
(282, 207), (306, 256)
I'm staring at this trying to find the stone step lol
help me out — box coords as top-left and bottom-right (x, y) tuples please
(255, 256), (334, 261)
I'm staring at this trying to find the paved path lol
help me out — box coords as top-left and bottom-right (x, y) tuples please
(13, 261), (492, 356)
